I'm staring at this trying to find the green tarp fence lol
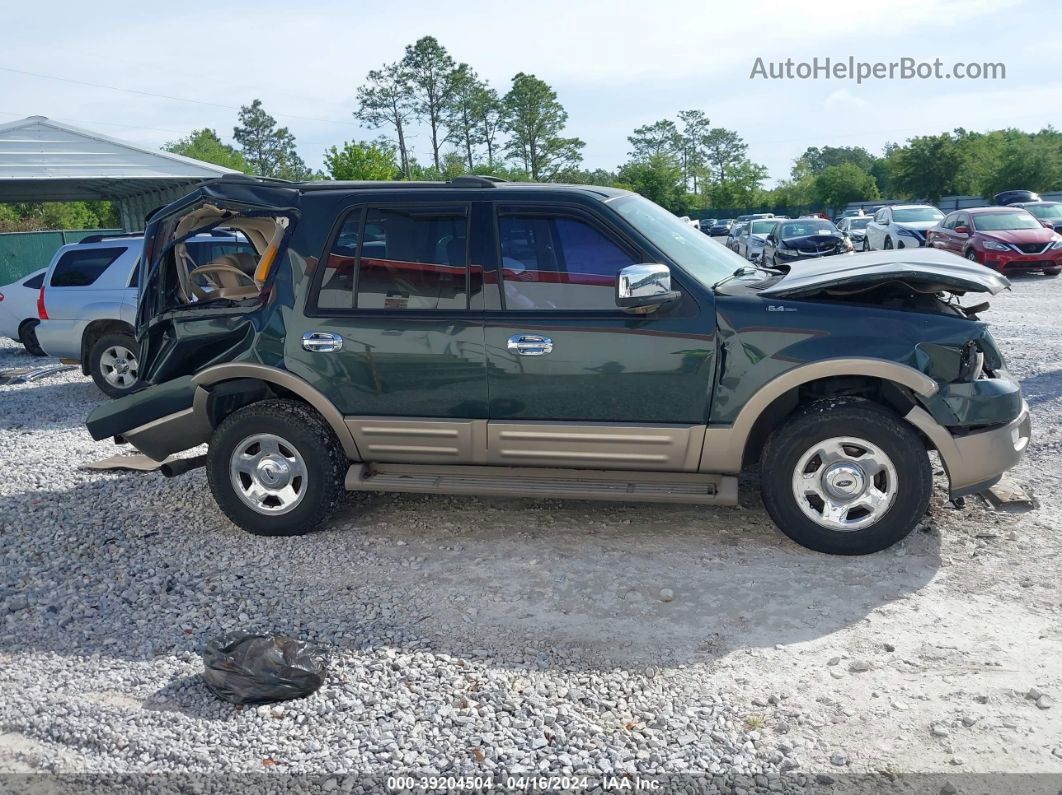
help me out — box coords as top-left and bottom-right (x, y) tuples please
(0, 229), (121, 285)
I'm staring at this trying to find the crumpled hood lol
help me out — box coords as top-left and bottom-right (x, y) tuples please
(759, 248), (1010, 298)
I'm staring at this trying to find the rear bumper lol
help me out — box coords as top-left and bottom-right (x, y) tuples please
(34, 318), (86, 359)
(905, 402), (1031, 498)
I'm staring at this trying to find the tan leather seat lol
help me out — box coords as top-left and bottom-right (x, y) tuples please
(194, 252), (261, 300)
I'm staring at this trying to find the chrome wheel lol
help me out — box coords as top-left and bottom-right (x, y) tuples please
(229, 433), (308, 515)
(99, 345), (138, 389)
(790, 436), (898, 531)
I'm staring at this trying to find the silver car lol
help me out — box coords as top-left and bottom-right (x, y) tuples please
(35, 232), (253, 397)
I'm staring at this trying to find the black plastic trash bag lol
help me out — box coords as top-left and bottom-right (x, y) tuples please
(201, 633), (327, 705)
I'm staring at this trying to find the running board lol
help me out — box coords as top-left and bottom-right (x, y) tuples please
(345, 463), (738, 505)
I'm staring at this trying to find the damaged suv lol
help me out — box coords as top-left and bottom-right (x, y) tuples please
(87, 175), (1030, 555)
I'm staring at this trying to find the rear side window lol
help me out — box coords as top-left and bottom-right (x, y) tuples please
(316, 205), (469, 311)
(22, 272), (45, 289)
(498, 214), (635, 311)
(49, 247), (125, 287)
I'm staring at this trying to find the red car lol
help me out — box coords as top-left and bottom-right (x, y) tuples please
(928, 207), (1062, 276)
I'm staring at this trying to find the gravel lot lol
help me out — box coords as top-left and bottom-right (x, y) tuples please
(1, 272), (1060, 792)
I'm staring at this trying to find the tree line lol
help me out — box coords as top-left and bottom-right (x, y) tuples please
(1, 38), (1060, 232)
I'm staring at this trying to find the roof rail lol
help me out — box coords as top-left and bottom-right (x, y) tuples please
(448, 175), (508, 187)
(77, 231), (144, 244)
(215, 173), (296, 186)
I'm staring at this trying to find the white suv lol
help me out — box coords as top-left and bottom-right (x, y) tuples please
(35, 232), (253, 397)
(863, 205), (945, 251)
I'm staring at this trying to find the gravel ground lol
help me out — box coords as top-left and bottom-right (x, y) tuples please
(0, 273), (1060, 793)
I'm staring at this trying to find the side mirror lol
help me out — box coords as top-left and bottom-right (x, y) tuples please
(954, 225), (970, 235)
(1042, 221), (1053, 229)
(616, 263), (680, 311)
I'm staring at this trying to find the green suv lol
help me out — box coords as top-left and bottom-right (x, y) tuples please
(87, 175), (1030, 555)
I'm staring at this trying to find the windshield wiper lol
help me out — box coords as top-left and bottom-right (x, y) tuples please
(712, 264), (784, 291)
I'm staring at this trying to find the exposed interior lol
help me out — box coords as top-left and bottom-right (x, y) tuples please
(169, 204), (289, 304)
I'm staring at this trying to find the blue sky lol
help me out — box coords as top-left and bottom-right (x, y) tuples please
(1, 0), (1058, 186)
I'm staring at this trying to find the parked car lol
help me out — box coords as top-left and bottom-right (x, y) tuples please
(725, 222), (748, 252)
(993, 190), (1040, 206)
(737, 218), (779, 263)
(699, 218), (717, 235)
(85, 174), (1030, 556)
(863, 205), (944, 251)
(0, 268), (47, 355)
(927, 207), (1061, 276)
(833, 208), (867, 225)
(35, 231), (253, 397)
(709, 219), (734, 236)
(1011, 201), (1062, 235)
(762, 218), (852, 268)
(837, 216), (872, 248)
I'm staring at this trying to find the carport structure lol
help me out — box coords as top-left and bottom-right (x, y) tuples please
(0, 116), (240, 231)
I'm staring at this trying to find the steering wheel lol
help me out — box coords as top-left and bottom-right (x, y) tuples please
(187, 263), (259, 301)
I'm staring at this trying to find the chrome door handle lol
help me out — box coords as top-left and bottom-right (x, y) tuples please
(507, 334), (553, 356)
(302, 332), (343, 352)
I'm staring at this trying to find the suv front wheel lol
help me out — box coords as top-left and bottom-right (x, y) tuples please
(760, 400), (932, 555)
(206, 399), (347, 536)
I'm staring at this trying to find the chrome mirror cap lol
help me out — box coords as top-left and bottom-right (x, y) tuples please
(616, 263), (681, 310)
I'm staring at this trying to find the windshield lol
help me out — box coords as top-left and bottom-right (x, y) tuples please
(972, 211), (1041, 232)
(893, 207), (944, 223)
(847, 218), (870, 229)
(610, 194), (748, 286)
(750, 220), (776, 234)
(780, 220), (838, 237)
(1023, 203), (1062, 220)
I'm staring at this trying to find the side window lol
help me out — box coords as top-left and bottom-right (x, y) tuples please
(498, 213), (636, 311)
(49, 247), (125, 287)
(317, 205), (469, 311)
(22, 272), (45, 290)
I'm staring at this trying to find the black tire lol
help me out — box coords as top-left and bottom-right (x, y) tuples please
(759, 399), (932, 555)
(965, 249), (979, 263)
(883, 237), (893, 250)
(862, 237), (871, 252)
(18, 320), (46, 356)
(1044, 267), (1060, 276)
(89, 331), (140, 398)
(206, 399), (347, 536)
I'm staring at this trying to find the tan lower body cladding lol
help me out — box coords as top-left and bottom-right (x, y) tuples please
(344, 418), (707, 471)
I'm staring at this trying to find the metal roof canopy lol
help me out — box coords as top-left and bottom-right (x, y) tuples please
(0, 116), (240, 230)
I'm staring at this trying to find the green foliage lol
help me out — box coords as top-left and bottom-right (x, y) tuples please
(324, 140), (400, 181)
(628, 119), (680, 160)
(812, 164), (880, 208)
(795, 145), (877, 176)
(403, 36), (460, 170)
(0, 201), (118, 232)
(709, 159), (769, 208)
(163, 129), (249, 172)
(233, 99), (312, 180)
(617, 154), (689, 214)
(703, 128), (749, 183)
(355, 62), (415, 178)
(981, 133), (1061, 198)
(501, 73), (585, 180)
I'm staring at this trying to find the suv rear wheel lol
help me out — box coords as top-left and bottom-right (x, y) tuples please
(89, 332), (139, 398)
(206, 399), (347, 536)
(18, 319), (46, 357)
(760, 400), (931, 555)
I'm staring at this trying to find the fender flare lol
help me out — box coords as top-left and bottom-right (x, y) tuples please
(192, 363), (362, 460)
(699, 357), (938, 473)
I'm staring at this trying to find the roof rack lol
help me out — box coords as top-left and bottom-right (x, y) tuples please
(448, 175), (508, 187)
(78, 231), (144, 244)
